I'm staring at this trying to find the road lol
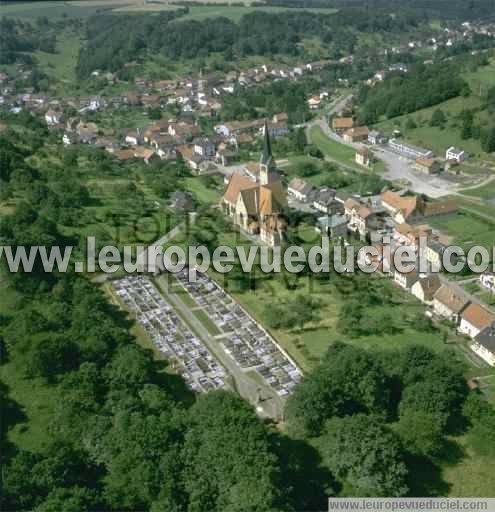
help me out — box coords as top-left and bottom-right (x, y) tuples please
(305, 95), (468, 198)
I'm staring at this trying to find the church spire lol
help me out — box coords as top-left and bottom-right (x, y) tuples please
(261, 119), (272, 166)
(259, 119), (278, 185)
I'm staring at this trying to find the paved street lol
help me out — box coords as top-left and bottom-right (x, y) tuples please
(305, 97), (469, 198)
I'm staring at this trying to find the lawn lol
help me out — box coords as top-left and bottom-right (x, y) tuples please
(441, 435), (495, 497)
(428, 210), (495, 252)
(184, 176), (223, 205)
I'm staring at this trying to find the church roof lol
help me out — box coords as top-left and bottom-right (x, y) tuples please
(223, 173), (257, 205)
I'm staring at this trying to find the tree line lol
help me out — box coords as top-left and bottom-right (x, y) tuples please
(75, 7), (420, 79)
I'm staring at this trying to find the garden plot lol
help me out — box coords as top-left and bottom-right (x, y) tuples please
(175, 270), (303, 397)
(112, 276), (226, 393)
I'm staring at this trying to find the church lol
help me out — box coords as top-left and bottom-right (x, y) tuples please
(222, 120), (287, 247)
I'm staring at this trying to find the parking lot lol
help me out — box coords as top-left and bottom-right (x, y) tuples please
(174, 269), (303, 398)
(112, 276), (227, 393)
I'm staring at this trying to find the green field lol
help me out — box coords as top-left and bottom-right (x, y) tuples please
(0, 0), (117, 18)
(34, 30), (82, 86)
(461, 179), (495, 201)
(180, 5), (337, 22)
(0, 0), (336, 22)
(309, 126), (363, 172)
(464, 58), (495, 89)
(428, 210), (495, 252)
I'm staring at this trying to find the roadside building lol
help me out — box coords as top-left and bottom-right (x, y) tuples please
(411, 275), (442, 305)
(446, 146), (466, 163)
(433, 285), (470, 324)
(287, 178), (315, 203)
(394, 269), (419, 290)
(332, 117), (354, 133)
(343, 126), (369, 143)
(355, 147), (371, 167)
(307, 96), (321, 110)
(193, 137), (216, 159)
(368, 130), (386, 145)
(313, 187), (337, 214)
(459, 304), (495, 339)
(388, 138), (434, 160)
(471, 326), (495, 366)
(344, 198), (377, 238)
(480, 272), (495, 293)
(425, 240), (447, 270)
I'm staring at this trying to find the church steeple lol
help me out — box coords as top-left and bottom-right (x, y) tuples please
(259, 119), (277, 185)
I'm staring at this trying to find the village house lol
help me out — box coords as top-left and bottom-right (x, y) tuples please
(307, 96), (321, 110)
(332, 117), (354, 134)
(425, 240), (447, 270)
(459, 304), (495, 339)
(480, 272), (495, 293)
(45, 109), (62, 126)
(446, 146), (466, 163)
(393, 223), (431, 249)
(215, 147), (236, 166)
(193, 137), (216, 159)
(222, 121), (287, 247)
(168, 121), (201, 140)
(62, 132), (78, 145)
(411, 275), (442, 305)
(313, 187), (338, 214)
(368, 130), (386, 145)
(343, 126), (369, 143)
(355, 147), (371, 167)
(344, 198), (377, 238)
(133, 147), (160, 165)
(381, 190), (457, 224)
(125, 130), (142, 146)
(415, 157), (440, 174)
(471, 326), (495, 366)
(177, 145), (203, 171)
(394, 268), (419, 290)
(316, 214), (348, 239)
(381, 191), (421, 224)
(288, 178), (315, 203)
(433, 285), (470, 324)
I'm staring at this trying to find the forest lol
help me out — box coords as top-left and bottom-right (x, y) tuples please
(75, 7), (421, 79)
(357, 61), (470, 124)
